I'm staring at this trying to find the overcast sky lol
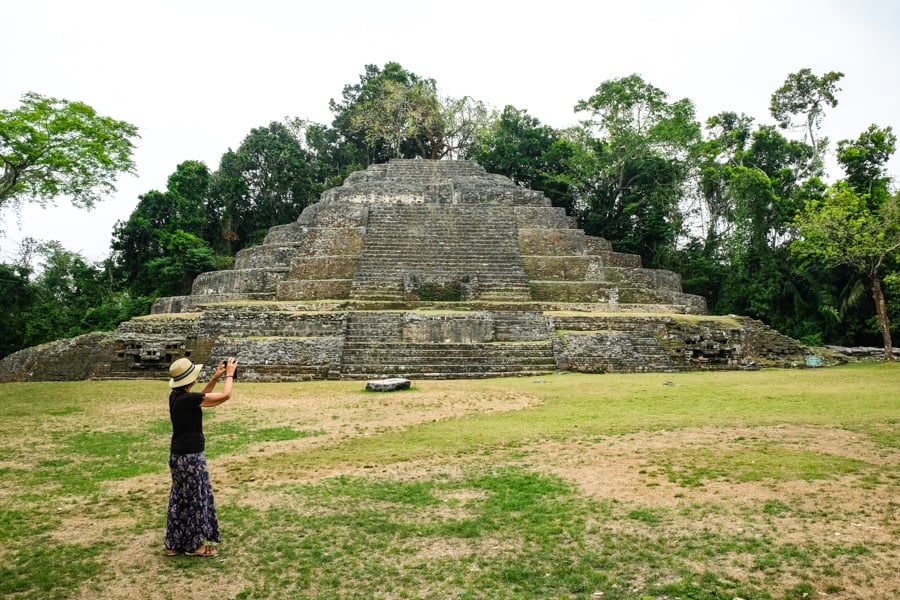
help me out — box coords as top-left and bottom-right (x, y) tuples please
(2, 0), (898, 264)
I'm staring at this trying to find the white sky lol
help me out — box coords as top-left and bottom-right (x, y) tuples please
(2, 0), (898, 264)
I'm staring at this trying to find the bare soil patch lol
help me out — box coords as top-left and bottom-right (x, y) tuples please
(525, 425), (899, 598)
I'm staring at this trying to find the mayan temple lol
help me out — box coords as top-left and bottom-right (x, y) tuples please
(0, 159), (811, 382)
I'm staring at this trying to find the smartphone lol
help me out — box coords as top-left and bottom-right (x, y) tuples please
(220, 359), (238, 381)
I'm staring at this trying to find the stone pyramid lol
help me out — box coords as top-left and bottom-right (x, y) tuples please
(0, 159), (811, 382)
(157, 159), (705, 311)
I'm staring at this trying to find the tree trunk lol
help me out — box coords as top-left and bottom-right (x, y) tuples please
(870, 272), (894, 361)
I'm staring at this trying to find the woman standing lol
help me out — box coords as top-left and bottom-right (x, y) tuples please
(164, 356), (237, 557)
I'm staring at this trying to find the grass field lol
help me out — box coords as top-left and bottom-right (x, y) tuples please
(0, 362), (897, 599)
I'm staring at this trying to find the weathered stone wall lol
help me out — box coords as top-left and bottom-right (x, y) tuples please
(152, 294), (273, 314)
(191, 268), (286, 296)
(585, 237), (613, 254)
(288, 256), (359, 280)
(596, 252), (643, 268)
(552, 315), (811, 373)
(522, 256), (605, 281)
(557, 331), (674, 373)
(276, 280), (353, 301)
(295, 203), (369, 228)
(0, 309), (818, 383)
(0, 332), (116, 382)
(208, 336), (341, 381)
(286, 226), (366, 255)
(518, 228), (587, 255)
(235, 244), (301, 269)
(193, 308), (346, 338)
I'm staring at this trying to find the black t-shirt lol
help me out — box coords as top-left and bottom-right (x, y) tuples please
(169, 390), (205, 454)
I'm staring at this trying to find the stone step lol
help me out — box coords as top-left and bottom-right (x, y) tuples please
(191, 268), (289, 295)
(341, 360), (557, 372)
(349, 279), (531, 291)
(359, 245), (522, 254)
(235, 244), (304, 269)
(351, 265), (528, 274)
(474, 291), (533, 301)
(360, 241), (520, 250)
(341, 343), (555, 355)
(342, 349), (556, 365)
(341, 340), (555, 350)
(230, 364), (332, 381)
(338, 369), (555, 380)
(339, 357), (557, 369)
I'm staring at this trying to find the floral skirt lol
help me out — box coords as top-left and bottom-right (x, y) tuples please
(165, 451), (220, 552)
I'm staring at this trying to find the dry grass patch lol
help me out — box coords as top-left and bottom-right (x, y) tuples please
(518, 424), (899, 598)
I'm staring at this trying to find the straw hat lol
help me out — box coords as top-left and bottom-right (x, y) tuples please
(169, 358), (203, 388)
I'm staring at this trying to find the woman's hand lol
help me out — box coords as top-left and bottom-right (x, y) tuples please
(223, 357), (238, 379)
(201, 357), (238, 406)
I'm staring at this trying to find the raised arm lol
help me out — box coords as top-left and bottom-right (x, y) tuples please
(200, 357), (238, 407)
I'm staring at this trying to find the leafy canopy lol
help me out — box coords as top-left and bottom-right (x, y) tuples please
(836, 124), (896, 201)
(573, 74), (702, 267)
(792, 183), (900, 275)
(769, 68), (843, 162)
(0, 92), (139, 209)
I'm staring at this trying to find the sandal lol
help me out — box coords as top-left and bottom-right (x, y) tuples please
(165, 548), (181, 556)
(185, 545), (218, 557)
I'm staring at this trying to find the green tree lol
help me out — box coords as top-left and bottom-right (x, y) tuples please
(792, 184), (900, 360)
(693, 112), (756, 254)
(329, 62), (426, 164)
(22, 242), (109, 346)
(0, 262), (34, 358)
(145, 230), (217, 297)
(769, 68), (843, 168)
(349, 79), (495, 160)
(286, 118), (363, 189)
(786, 264), (871, 346)
(469, 106), (583, 214)
(441, 95), (496, 160)
(836, 125), (896, 201)
(350, 78), (444, 159)
(206, 122), (320, 251)
(111, 161), (216, 297)
(0, 91), (139, 209)
(573, 74), (702, 268)
(167, 159), (211, 236)
(0, 241), (149, 352)
(693, 106), (821, 329)
(885, 269), (900, 346)
(110, 189), (171, 296)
